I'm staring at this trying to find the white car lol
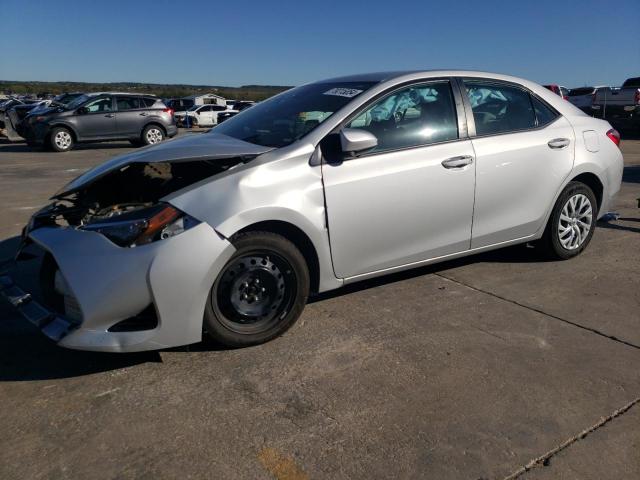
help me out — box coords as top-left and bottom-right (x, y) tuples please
(175, 104), (238, 127)
(3, 70), (623, 352)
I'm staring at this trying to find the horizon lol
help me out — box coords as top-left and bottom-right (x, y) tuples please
(2, 0), (638, 89)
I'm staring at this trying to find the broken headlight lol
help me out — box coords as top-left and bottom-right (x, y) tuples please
(80, 203), (200, 247)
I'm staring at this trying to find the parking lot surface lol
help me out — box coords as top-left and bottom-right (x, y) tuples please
(0, 135), (638, 479)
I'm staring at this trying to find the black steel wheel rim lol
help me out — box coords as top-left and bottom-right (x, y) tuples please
(213, 250), (297, 334)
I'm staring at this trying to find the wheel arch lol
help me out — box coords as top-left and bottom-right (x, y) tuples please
(535, 166), (607, 239)
(569, 172), (603, 211)
(233, 220), (321, 294)
(49, 122), (79, 142)
(143, 121), (167, 136)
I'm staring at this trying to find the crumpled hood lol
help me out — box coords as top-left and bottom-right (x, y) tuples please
(53, 133), (274, 198)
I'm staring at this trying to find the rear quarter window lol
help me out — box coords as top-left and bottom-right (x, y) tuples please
(531, 96), (559, 127)
(142, 97), (158, 108)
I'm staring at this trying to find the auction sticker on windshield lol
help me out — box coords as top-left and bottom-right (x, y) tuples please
(323, 88), (363, 98)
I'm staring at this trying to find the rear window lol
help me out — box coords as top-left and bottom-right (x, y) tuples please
(622, 77), (640, 88)
(568, 87), (594, 96)
(116, 96), (140, 110)
(465, 81), (536, 135)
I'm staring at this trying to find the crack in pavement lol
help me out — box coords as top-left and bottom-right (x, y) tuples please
(434, 273), (640, 351)
(502, 397), (640, 479)
(431, 273), (640, 478)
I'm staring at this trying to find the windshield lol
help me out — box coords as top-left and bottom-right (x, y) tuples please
(187, 105), (201, 111)
(213, 81), (376, 148)
(65, 94), (91, 110)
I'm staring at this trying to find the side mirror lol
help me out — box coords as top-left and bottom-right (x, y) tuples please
(77, 106), (88, 115)
(340, 128), (378, 154)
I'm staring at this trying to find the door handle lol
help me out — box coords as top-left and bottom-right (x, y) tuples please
(104, 113), (115, 118)
(441, 155), (474, 169)
(547, 138), (570, 149)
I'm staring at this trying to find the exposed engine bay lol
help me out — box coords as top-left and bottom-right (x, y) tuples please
(27, 157), (250, 232)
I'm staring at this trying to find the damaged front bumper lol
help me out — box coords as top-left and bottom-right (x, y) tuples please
(0, 274), (75, 341)
(1, 221), (235, 352)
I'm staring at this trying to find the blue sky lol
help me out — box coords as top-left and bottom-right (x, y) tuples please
(1, 0), (638, 88)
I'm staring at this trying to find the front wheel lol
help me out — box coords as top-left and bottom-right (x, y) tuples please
(141, 125), (165, 145)
(49, 127), (74, 152)
(540, 181), (597, 259)
(204, 231), (310, 347)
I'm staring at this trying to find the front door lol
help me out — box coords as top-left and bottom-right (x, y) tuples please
(322, 80), (476, 278)
(75, 95), (116, 139)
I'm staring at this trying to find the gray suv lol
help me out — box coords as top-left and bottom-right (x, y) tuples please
(23, 93), (178, 152)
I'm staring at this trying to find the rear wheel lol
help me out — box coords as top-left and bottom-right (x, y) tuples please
(49, 127), (74, 152)
(540, 181), (597, 259)
(204, 231), (309, 347)
(141, 125), (164, 146)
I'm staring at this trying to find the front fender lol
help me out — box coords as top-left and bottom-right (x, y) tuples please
(166, 144), (342, 293)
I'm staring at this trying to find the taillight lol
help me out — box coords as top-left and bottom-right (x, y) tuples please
(634, 89), (640, 105)
(163, 108), (174, 116)
(606, 128), (621, 147)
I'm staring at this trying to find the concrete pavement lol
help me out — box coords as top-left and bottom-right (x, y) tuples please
(0, 135), (638, 479)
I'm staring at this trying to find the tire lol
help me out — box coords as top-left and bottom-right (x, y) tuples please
(141, 124), (165, 146)
(540, 181), (597, 260)
(204, 231), (310, 347)
(49, 127), (74, 152)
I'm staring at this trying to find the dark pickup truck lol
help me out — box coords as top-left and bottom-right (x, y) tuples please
(591, 77), (640, 134)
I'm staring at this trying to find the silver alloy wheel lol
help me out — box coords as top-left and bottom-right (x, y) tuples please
(558, 193), (593, 250)
(145, 128), (163, 144)
(54, 130), (72, 150)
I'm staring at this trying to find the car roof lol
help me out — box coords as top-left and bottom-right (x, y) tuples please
(319, 70), (557, 87)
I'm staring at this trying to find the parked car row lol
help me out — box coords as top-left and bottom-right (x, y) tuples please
(591, 77), (640, 135)
(2, 92), (178, 151)
(172, 99), (255, 127)
(542, 77), (639, 135)
(1, 90), (258, 150)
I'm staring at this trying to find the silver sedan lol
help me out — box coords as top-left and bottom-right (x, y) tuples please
(1, 70), (624, 351)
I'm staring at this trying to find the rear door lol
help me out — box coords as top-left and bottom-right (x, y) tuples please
(115, 96), (145, 137)
(461, 79), (575, 248)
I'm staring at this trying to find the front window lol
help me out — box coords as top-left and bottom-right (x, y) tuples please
(347, 81), (458, 152)
(84, 96), (113, 113)
(213, 81), (376, 148)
